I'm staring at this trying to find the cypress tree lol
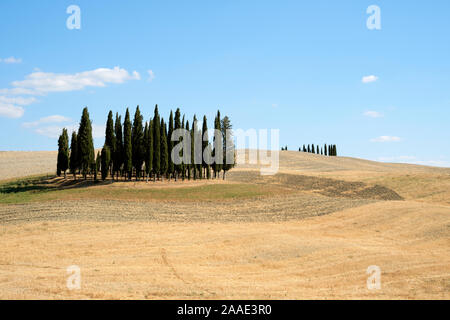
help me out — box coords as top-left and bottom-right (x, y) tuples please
(307, 144), (311, 153)
(174, 108), (181, 180)
(57, 133), (62, 177)
(191, 115), (197, 180)
(180, 115), (186, 180)
(69, 131), (78, 180)
(57, 128), (69, 178)
(77, 107), (95, 179)
(202, 115), (210, 179)
(113, 113), (123, 180)
(213, 110), (223, 179)
(160, 118), (168, 181)
(123, 108), (133, 180)
(153, 105), (161, 180)
(143, 122), (149, 178)
(185, 121), (191, 180)
(221, 115), (235, 180)
(167, 110), (174, 180)
(105, 110), (116, 176)
(101, 145), (111, 181)
(324, 144), (328, 156)
(95, 151), (101, 181)
(145, 119), (154, 181)
(312, 144), (315, 154)
(132, 106), (144, 180)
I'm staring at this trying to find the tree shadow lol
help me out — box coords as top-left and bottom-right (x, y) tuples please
(0, 175), (112, 195)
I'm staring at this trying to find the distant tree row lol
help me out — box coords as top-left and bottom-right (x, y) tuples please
(299, 144), (337, 156)
(280, 144), (338, 156)
(57, 105), (236, 181)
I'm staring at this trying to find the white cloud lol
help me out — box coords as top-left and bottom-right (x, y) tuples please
(31, 122), (105, 139)
(22, 115), (72, 128)
(147, 70), (155, 81)
(0, 96), (36, 118)
(0, 104), (24, 118)
(34, 125), (77, 139)
(364, 110), (383, 118)
(1, 57), (22, 64)
(0, 66), (141, 118)
(371, 136), (402, 142)
(362, 75), (378, 83)
(9, 66), (140, 95)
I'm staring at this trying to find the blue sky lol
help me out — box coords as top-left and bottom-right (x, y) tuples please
(1, 0), (449, 167)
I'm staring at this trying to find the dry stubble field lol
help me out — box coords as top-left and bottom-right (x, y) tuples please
(0, 150), (449, 299)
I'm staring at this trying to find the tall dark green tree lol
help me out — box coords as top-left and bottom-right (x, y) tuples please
(57, 128), (69, 178)
(123, 108), (133, 180)
(312, 144), (315, 154)
(113, 113), (123, 180)
(173, 108), (181, 180)
(153, 105), (161, 180)
(101, 145), (111, 181)
(132, 106), (144, 180)
(69, 131), (78, 180)
(167, 110), (174, 180)
(202, 115), (210, 179)
(191, 116), (198, 180)
(181, 115), (186, 180)
(95, 151), (101, 181)
(213, 110), (223, 178)
(160, 118), (168, 180)
(105, 110), (116, 176)
(324, 144), (328, 156)
(145, 119), (154, 181)
(77, 107), (95, 179)
(185, 121), (191, 180)
(221, 115), (235, 180)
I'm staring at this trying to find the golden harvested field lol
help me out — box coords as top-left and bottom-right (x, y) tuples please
(0, 150), (449, 299)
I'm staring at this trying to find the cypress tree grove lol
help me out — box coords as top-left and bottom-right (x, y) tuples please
(77, 107), (95, 179)
(57, 128), (69, 178)
(69, 131), (78, 180)
(123, 108), (133, 180)
(113, 113), (123, 180)
(160, 118), (168, 181)
(105, 110), (116, 176)
(324, 144), (327, 156)
(132, 106), (144, 180)
(167, 110), (174, 180)
(153, 105), (161, 180)
(101, 145), (111, 181)
(221, 115), (235, 180)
